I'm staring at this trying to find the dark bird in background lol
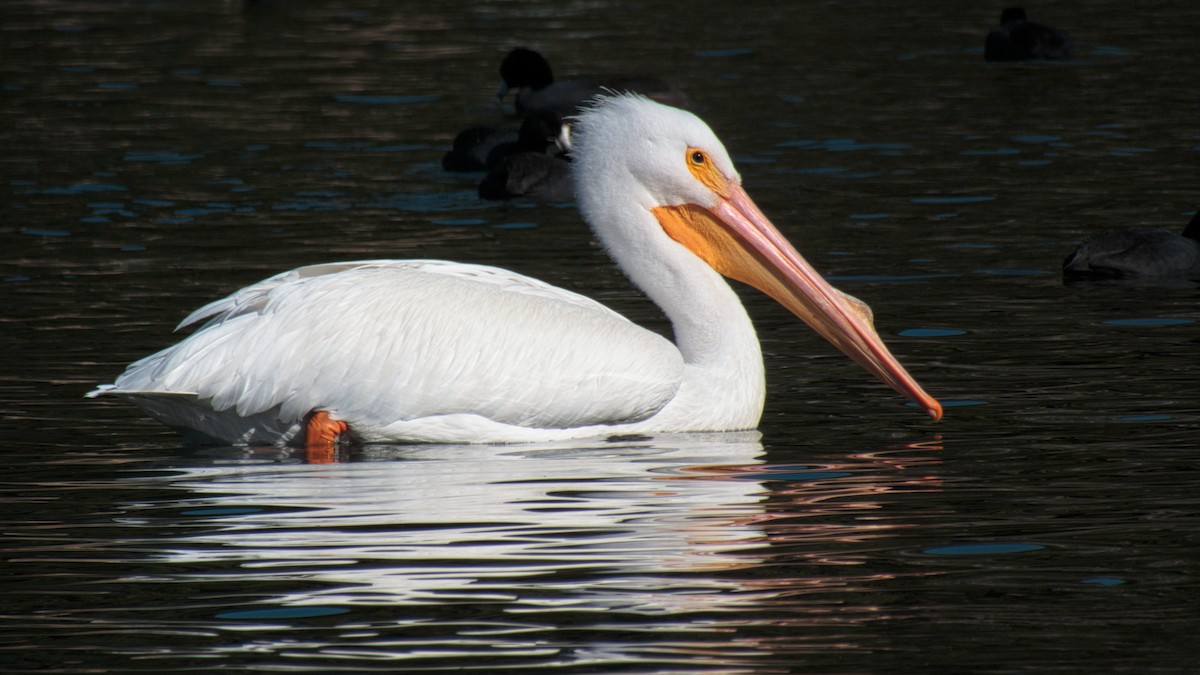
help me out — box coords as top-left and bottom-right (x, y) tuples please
(449, 47), (687, 201)
(478, 152), (572, 203)
(442, 126), (517, 172)
(497, 47), (690, 117)
(1062, 211), (1200, 281)
(478, 110), (572, 202)
(985, 7), (1072, 61)
(481, 110), (564, 169)
(444, 111), (562, 173)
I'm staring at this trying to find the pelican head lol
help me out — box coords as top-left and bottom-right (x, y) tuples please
(570, 94), (942, 421)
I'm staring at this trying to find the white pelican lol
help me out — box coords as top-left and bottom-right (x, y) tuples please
(89, 94), (942, 447)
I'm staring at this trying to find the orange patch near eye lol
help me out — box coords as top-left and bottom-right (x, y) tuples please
(685, 147), (730, 198)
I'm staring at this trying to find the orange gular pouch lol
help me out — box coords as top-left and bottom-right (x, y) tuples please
(650, 163), (942, 422)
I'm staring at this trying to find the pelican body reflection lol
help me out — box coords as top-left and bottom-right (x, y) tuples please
(110, 435), (944, 669)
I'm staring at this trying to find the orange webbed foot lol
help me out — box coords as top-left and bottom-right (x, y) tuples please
(303, 410), (350, 464)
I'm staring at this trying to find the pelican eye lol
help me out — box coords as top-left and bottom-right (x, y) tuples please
(685, 146), (728, 197)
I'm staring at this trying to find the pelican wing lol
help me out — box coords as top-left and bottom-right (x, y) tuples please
(107, 260), (684, 433)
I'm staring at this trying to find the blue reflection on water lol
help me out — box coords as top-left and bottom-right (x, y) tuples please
(1102, 318), (1193, 327)
(304, 140), (429, 152)
(1012, 134), (1061, 144)
(182, 506), (263, 517)
(908, 400), (988, 410)
(217, 606), (350, 620)
(1090, 45), (1134, 57)
(976, 268), (1051, 276)
(22, 228), (71, 237)
(961, 148), (1020, 156)
(1082, 576), (1127, 586)
(827, 273), (957, 283)
(924, 543), (1043, 556)
(334, 93), (440, 105)
(898, 328), (967, 337)
(125, 150), (207, 164)
(33, 182), (128, 195)
(911, 196), (994, 205)
(694, 48), (755, 58)
(778, 138), (911, 154)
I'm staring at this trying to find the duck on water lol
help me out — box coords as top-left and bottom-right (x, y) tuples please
(1063, 210), (1200, 281)
(498, 47), (690, 117)
(985, 7), (1072, 62)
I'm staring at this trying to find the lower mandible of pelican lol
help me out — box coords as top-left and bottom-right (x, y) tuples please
(89, 94), (941, 447)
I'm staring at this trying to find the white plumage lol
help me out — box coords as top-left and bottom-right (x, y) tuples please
(91, 94), (940, 446)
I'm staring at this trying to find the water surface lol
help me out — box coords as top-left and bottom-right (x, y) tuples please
(2, 0), (1199, 672)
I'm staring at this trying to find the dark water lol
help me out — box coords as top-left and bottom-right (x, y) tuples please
(3, 0), (1199, 672)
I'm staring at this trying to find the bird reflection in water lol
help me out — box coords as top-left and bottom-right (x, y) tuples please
(121, 434), (944, 665)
